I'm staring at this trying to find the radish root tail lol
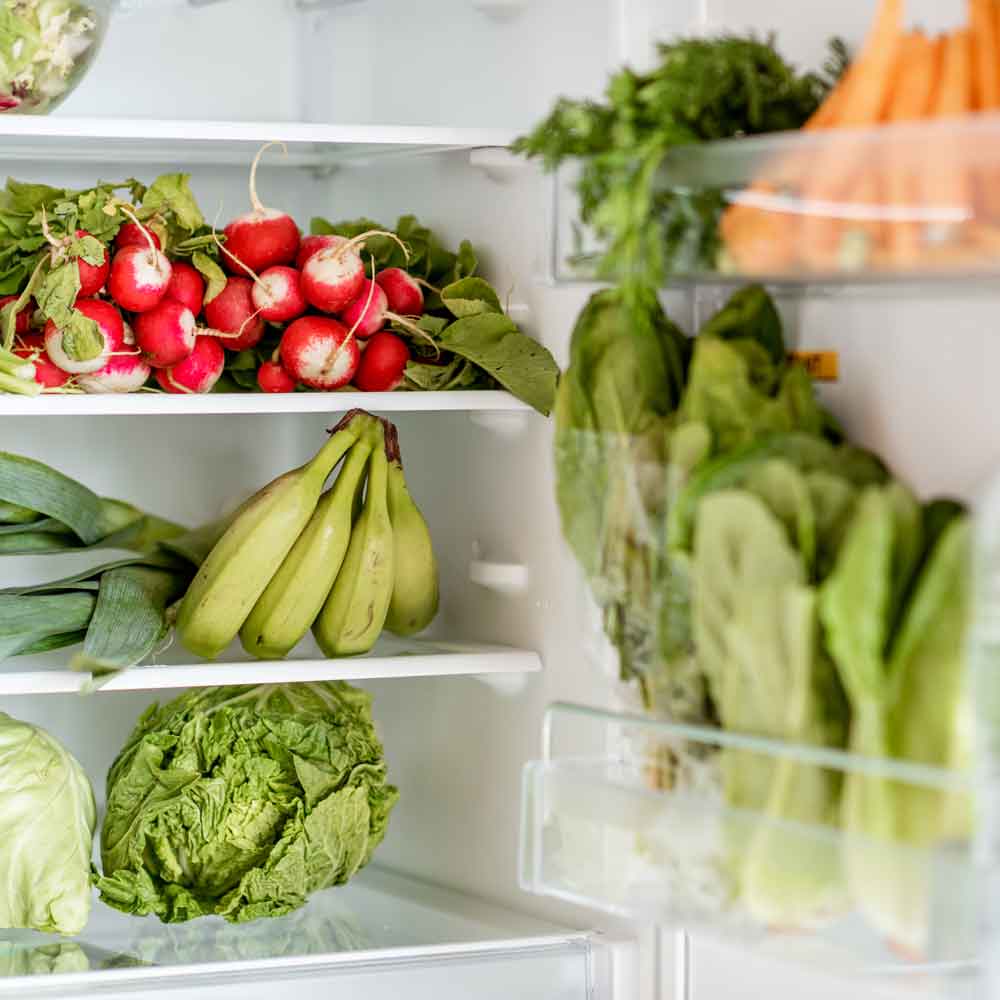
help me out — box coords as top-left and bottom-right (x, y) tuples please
(249, 141), (289, 216)
(324, 230), (410, 266)
(116, 204), (158, 256)
(385, 311), (441, 359)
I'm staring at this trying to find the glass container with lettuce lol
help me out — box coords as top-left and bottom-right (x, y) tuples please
(554, 283), (973, 957)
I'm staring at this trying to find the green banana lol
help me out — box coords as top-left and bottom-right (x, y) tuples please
(313, 422), (394, 657)
(240, 437), (373, 660)
(176, 411), (365, 660)
(384, 424), (439, 636)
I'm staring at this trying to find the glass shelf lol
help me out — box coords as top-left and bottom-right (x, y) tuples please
(0, 390), (533, 418)
(0, 866), (595, 999)
(0, 635), (541, 695)
(520, 703), (984, 992)
(551, 112), (1000, 287)
(0, 118), (513, 167)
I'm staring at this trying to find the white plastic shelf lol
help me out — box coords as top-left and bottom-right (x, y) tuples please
(0, 390), (533, 417)
(0, 866), (595, 999)
(0, 118), (514, 166)
(1, 636), (541, 695)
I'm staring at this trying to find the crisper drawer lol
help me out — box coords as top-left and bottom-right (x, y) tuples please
(0, 868), (598, 1000)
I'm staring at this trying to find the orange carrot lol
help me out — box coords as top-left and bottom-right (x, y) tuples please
(920, 31), (975, 255)
(835, 0), (906, 125)
(971, 0), (1000, 108)
(935, 29), (974, 117)
(884, 33), (941, 264)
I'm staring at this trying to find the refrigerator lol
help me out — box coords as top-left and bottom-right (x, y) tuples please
(0, 0), (992, 997)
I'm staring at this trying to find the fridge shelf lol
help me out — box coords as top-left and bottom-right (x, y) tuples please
(0, 118), (514, 167)
(520, 703), (983, 989)
(0, 866), (594, 999)
(0, 636), (541, 695)
(0, 390), (534, 417)
(551, 112), (1000, 288)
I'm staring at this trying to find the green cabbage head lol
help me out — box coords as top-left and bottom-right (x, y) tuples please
(97, 682), (398, 924)
(0, 713), (96, 935)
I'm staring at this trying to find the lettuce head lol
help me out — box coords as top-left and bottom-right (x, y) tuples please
(97, 682), (398, 924)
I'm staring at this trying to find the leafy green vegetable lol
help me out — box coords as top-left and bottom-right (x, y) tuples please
(192, 251), (227, 303)
(821, 493), (972, 954)
(514, 35), (840, 288)
(441, 277), (502, 317)
(692, 489), (848, 925)
(438, 312), (558, 415)
(0, 713), (96, 934)
(98, 682), (398, 924)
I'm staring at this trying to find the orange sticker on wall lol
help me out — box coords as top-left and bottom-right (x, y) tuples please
(788, 351), (839, 381)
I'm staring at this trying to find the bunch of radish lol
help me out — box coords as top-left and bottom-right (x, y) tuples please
(13, 145), (424, 396)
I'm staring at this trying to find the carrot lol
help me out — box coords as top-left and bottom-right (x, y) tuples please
(886, 31), (938, 122)
(935, 29), (974, 117)
(884, 33), (941, 264)
(971, 0), (1000, 108)
(835, 0), (906, 125)
(919, 31), (975, 259)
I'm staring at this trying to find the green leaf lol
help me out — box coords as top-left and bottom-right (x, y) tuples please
(440, 277), (502, 318)
(439, 312), (558, 414)
(66, 234), (106, 268)
(192, 251), (227, 303)
(141, 174), (205, 233)
(34, 261), (103, 363)
(403, 355), (484, 391)
(453, 240), (478, 279)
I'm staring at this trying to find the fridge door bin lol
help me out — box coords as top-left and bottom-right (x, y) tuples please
(549, 113), (1000, 287)
(520, 703), (981, 980)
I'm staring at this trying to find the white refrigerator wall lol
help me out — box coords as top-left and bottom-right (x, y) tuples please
(1, 0), (998, 996)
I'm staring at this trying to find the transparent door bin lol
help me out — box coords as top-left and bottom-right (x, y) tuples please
(551, 112), (1000, 286)
(520, 703), (983, 987)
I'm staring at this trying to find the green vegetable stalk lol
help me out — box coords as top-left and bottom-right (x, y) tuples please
(821, 492), (972, 954)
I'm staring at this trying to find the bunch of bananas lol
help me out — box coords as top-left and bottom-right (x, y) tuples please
(175, 409), (439, 661)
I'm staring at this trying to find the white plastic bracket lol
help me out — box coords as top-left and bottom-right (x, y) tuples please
(468, 411), (531, 437)
(469, 148), (526, 183)
(469, 546), (530, 595)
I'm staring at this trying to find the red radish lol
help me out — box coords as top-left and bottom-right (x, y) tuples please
(134, 300), (197, 368)
(354, 331), (410, 392)
(165, 261), (205, 315)
(250, 265), (307, 323)
(115, 222), (161, 252)
(258, 360), (297, 393)
(203, 276), (265, 351)
(109, 244), (172, 313)
(300, 243), (365, 315)
(222, 143), (300, 275)
(300, 230), (408, 315)
(156, 336), (225, 394)
(375, 267), (424, 317)
(0, 296), (32, 336)
(44, 299), (124, 374)
(78, 353), (152, 394)
(295, 234), (345, 269)
(14, 334), (69, 389)
(340, 279), (387, 339)
(74, 229), (110, 297)
(280, 316), (359, 390)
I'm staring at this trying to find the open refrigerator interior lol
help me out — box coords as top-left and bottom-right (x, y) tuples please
(2, 0), (1000, 998)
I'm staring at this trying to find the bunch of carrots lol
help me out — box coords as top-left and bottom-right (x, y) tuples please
(721, 0), (1000, 275)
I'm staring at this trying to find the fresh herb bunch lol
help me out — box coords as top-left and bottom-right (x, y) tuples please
(514, 34), (846, 289)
